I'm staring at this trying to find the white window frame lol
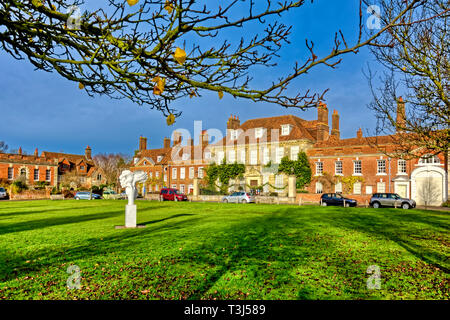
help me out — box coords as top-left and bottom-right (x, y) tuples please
(398, 159), (407, 174)
(353, 182), (362, 195)
(335, 161), (343, 175)
(198, 167), (204, 178)
(157, 155), (163, 162)
(275, 175), (284, 188)
(335, 182), (342, 193)
(275, 147), (284, 164)
(290, 146), (299, 161)
(281, 124), (291, 136)
(172, 168), (177, 179)
(228, 150), (236, 163)
(189, 167), (195, 179)
(250, 149), (258, 165)
(34, 169), (39, 181)
(255, 127), (264, 139)
(353, 160), (362, 175)
(315, 182), (323, 194)
(45, 169), (51, 182)
(217, 151), (225, 164)
(377, 159), (387, 175)
(262, 147), (270, 165)
(315, 161), (323, 176)
(377, 182), (386, 193)
(8, 167), (14, 180)
(239, 149), (246, 164)
(182, 153), (190, 161)
(180, 168), (185, 179)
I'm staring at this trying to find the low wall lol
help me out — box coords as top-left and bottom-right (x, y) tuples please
(10, 189), (49, 200)
(296, 193), (372, 206)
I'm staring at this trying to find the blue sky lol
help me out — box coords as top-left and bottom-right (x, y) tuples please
(0, 1), (384, 156)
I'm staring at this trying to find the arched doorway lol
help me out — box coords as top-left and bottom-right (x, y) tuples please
(411, 165), (447, 206)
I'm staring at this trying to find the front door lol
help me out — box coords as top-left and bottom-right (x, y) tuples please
(396, 184), (407, 199)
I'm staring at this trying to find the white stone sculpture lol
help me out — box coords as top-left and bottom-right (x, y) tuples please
(118, 170), (148, 228)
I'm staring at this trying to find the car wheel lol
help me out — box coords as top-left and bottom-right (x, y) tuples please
(344, 202), (350, 208)
(223, 199), (228, 203)
(241, 199), (248, 204)
(75, 197), (80, 200)
(372, 202), (380, 208)
(175, 197), (178, 202)
(321, 201), (327, 206)
(402, 203), (410, 210)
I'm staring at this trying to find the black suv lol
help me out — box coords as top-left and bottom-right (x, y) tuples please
(320, 193), (357, 207)
(370, 193), (416, 209)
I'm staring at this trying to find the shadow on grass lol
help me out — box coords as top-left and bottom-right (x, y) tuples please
(0, 210), (126, 236)
(0, 215), (203, 282)
(0, 206), (98, 219)
(139, 213), (196, 226)
(326, 210), (450, 273)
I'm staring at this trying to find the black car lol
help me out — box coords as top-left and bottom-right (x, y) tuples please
(320, 193), (357, 207)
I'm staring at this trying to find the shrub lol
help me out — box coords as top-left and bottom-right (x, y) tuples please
(50, 187), (62, 195)
(63, 190), (74, 199)
(11, 180), (28, 194)
(442, 200), (450, 207)
(269, 192), (278, 197)
(297, 189), (309, 193)
(0, 178), (11, 188)
(34, 181), (50, 190)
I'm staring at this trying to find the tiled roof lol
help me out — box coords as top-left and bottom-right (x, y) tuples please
(41, 151), (94, 165)
(213, 114), (317, 147)
(0, 153), (57, 165)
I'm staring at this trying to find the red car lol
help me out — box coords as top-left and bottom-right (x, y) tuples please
(159, 188), (188, 201)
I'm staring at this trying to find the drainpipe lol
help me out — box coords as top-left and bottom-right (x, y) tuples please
(388, 157), (391, 192)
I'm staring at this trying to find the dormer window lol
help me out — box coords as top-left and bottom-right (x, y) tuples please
(281, 124), (292, 136)
(255, 127), (264, 139)
(419, 154), (440, 164)
(157, 156), (163, 162)
(229, 129), (238, 140)
(134, 158), (139, 164)
(182, 153), (190, 161)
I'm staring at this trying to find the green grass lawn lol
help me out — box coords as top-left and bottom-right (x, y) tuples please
(0, 200), (448, 300)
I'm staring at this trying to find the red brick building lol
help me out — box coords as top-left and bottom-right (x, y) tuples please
(131, 132), (212, 195)
(0, 148), (58, 186)
(0, 146), (105, 189)
(131, 100), (448, 205)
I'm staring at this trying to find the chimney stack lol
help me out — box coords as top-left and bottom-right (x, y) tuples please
(396, 96), (406, 132)
(139, 136), (147, 151)
(85, 145), (92, 159)
(34, 148), (38, 157)
(357, 128), (363, 139)
(163, 137), (171, 149)
(200, 130), (209, 146)
(227, 114), (240, 130)
(316, 102), (329, 142)
(18, 147), (22, 155)
(331, 110), (340, 139)
(172, 131), (182, 146)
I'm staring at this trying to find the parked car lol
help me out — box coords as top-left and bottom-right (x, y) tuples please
(0, 187), (8, 200)
(320, 193), (357, 207)
(370, 193), (416, 209)
(222, 192), (255, 204)
(74, 191), (102, 200)
(159, 188), (188, 201)
(102, 190), (121, 200)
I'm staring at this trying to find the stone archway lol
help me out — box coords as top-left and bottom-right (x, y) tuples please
(411, 165), (447, 206)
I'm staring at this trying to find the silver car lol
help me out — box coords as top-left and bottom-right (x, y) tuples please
(222, 192), (255, 204)
(370, 193), (416, 209)
(0, 187), (7, 200)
